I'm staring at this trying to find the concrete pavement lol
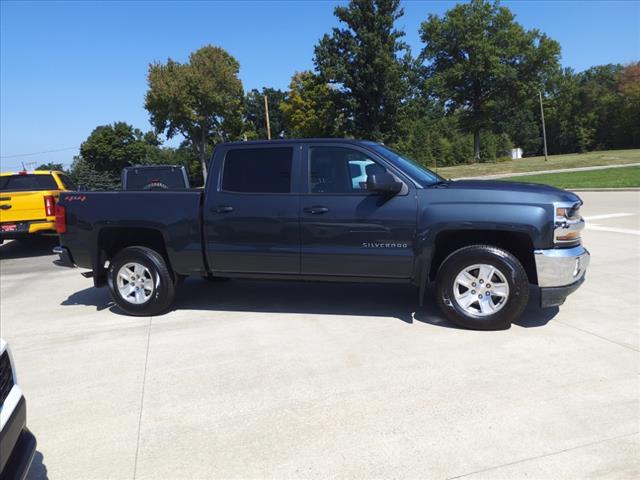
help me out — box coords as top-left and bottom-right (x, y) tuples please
(1, 191), (638, 479)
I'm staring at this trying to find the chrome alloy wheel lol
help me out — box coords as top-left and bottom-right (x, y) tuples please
(453, 264), (510, 316)
(116, 262), (155, 305)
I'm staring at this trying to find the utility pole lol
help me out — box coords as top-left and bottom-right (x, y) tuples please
(539, 90), (548, 161)
(264, 95), (272, 140)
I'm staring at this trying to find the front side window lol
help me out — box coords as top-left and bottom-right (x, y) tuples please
(309, 147), (386, 194)
(222, 147), (293, 193)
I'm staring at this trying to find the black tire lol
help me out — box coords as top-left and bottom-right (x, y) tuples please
(435, 245), (529, 330)
(107, 246), (175, 316)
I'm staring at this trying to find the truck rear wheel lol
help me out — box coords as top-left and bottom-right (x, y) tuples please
(435, 245), (529, 330)
(107, 246), (175, 316)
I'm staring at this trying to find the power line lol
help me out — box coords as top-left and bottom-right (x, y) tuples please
(0, 146), (79, 159)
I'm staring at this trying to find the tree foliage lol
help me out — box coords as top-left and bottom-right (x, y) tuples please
(280, 71), (346, 138)
(69, 156), (120, 191)
(69, 121), (205, 190)
(145, 45), (244, 177)
(419, 0), (561, 160)
(36, 162), (65, 171)
(244, 88), (288, 139)
(78, 122), (155, 174)
(545, 63), (640, 154)
(314, 0), (411, 142)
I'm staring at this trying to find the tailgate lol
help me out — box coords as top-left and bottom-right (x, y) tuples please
(0, 190), (58, 224)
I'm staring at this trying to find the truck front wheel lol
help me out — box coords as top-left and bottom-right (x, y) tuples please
(107, 246), (175, 316)
(435, 245), (529, 330)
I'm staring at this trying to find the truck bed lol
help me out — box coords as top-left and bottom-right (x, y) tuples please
(59, 190), (205, 280)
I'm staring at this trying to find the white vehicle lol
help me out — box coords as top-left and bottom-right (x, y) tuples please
(0, 340), (36, 480)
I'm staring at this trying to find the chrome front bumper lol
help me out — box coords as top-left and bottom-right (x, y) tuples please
(534, 245), (590, 288)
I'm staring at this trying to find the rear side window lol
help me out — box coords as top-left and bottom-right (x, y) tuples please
(0, 174), (59, 192)
(222, 148), (293, 193)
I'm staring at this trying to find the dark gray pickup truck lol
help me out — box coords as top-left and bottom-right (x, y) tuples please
(54, 139), (590, 329)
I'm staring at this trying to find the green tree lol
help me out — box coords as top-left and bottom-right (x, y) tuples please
(79, 122), (154, 173)
(69, 156), (119, 190)
(544, 68), (581, 153)
(280, 71), (346, 137)
(419, 0), (560, 161)
(72, 122), (165, 190)
(577, 64), (623, 150)
(145, 45), (244, 177)
(314, 0), (411, 142)
(244, 88), (287, 139)
(545, 63), (640, 154)
(36, 162), (65, 171)
(615, 62), (640, 148)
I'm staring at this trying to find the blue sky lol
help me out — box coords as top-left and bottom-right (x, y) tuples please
(1, 0), (639, 171)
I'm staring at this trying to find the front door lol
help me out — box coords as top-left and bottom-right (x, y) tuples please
(204, 145), (301, 274)
(300, 144), (417, 279)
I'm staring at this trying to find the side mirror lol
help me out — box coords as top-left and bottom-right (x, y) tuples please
(366, 173), (402, 195)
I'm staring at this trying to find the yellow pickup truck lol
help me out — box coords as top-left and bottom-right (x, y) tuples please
(0, 170), (75, 243)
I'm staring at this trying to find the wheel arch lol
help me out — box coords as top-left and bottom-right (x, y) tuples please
(428, 229), (538, 285)
(94, 226), (173, 286)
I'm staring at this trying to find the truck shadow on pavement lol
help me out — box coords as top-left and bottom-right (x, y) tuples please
(0, 237), (58, 260)
(62, 278), (559, 329)
(61, 285), (114, 311)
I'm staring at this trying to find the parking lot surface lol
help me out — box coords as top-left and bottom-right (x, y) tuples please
(1, 191), (638, 480)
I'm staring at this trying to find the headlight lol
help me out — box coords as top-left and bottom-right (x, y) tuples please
(556, 205), (581, 220)
(554, 202), (584, 244)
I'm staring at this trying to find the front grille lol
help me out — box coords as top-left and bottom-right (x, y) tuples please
(0, 351), (14, 405)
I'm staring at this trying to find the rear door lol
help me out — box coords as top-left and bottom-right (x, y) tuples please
(203, 144), (301, 274)
(300, 143), (417, 279)
(0, 174), (59, 225)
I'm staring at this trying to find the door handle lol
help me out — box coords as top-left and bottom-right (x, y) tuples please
(304, 206), (329, 215)
(212, 205), (234, 214)
(0, 205), (11, 210)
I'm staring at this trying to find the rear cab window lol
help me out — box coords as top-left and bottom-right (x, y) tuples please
(0, 174), (59, 192)
(221, 147), (293, 193)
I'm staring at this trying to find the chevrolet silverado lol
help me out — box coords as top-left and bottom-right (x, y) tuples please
(54, 139), (590, 329)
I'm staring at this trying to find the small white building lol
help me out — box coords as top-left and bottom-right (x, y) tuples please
(511, 148), (523, 160)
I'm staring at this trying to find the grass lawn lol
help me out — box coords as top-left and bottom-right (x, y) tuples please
(436, 149), (640, 179)
(499, 165), (640, 188)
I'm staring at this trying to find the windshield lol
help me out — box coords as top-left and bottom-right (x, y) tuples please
(365, 143), (445, 187)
